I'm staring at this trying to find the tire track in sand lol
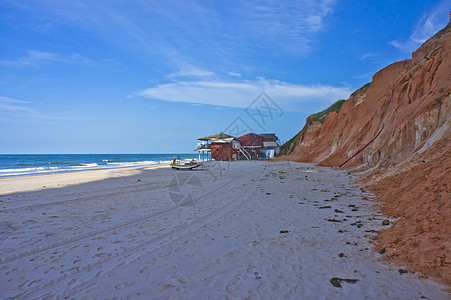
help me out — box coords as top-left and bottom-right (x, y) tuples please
(0, 180), (169, 213)
(0, 177), (240, 264)
(17, 167), (268, 299)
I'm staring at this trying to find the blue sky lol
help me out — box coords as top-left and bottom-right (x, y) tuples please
(0, 0), (450, 154)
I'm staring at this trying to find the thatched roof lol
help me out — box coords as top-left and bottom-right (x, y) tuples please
(198, 132), (237, 141)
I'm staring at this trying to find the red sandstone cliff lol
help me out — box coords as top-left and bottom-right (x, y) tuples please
(281, 23), (451, 285)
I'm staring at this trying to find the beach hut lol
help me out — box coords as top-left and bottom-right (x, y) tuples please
(260, 133), (280, 158)
(197, 132), (241, 161)
(196, 132), (279, 161)
(238, 133), (264, 159)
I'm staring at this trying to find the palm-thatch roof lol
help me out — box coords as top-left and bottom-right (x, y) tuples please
(198, 132), (237, 141)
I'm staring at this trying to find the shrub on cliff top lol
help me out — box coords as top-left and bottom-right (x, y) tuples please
(279, 99), (347, 155)
(306, 99), (346, 127)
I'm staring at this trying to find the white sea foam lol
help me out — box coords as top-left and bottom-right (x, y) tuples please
(0, 166), (62, 177)
(78, 163), (99, 167)
(106, 160), (158, 168)
(0, 161), (167, 177)
(0, 155), (197, 178)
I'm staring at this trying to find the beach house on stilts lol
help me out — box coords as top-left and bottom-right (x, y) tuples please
(238, 133), (264, 159)
(195, 132), (252, 161)
(195, 132), (280, 161)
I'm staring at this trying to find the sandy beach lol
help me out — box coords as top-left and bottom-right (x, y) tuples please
(0, 161), (449, 299)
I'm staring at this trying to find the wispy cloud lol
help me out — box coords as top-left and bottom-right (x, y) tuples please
(360, 53), (376, 60)
(0, 96), (78, 120)
(390, 0), (451, 53)
(3, 0), (336, 71)
(239, 0), (336, 53)
(135, 77), (350, 112)
(167, 64), (215, 79)
(228, 72), (241, 78)
(0, 96), (31, 104)
(0, 50), (93, 67)
(0, 96), (36, 114)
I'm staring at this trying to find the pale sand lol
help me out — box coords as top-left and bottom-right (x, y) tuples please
(0, 161), (449, 299)
(0, 164), (170, 196)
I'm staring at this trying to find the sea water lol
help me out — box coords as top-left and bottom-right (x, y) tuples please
(0, 154), (198, 177)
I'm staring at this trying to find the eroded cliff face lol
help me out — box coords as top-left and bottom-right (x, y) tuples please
(281, 23), (451, 284)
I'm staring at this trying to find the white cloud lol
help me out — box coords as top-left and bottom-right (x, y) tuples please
(228, 72), (241, 78)
(360, 53), (376, 60)
(0, 50), (93, 67)
(167, 64), (215, 78)
(0, 96), (78, 120)
(390, 0), (451, 53)
(0, 96), (37, 114)
(136, 78), (351, 112)
(0, 96), (31, 104)
(241, 0), (336, 53)
(3, 0), (336, 69)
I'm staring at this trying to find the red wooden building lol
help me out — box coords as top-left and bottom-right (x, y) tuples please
(196, 132), (279, 160)
(238, 133), (264, 159)
(197, 132), (239, 161)
(260, 133), (280, 158)
(211, 142), (237, 160)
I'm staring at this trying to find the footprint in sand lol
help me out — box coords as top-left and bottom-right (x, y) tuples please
(115, 281), (132, 289)
(178, 276), (190, 284)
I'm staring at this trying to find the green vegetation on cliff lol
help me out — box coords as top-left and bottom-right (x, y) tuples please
(279, 82), (372, 156)
(305, 99), (346, 126)
(280, 99), (346, 155)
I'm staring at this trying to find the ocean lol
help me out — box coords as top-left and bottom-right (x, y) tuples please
(0, 154), (198, 177)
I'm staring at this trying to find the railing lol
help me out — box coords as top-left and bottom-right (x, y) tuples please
(196, 143), (211, 150)
(239, 145), (251, 160)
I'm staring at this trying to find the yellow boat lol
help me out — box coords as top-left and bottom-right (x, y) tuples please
(170, 158), (202, 170)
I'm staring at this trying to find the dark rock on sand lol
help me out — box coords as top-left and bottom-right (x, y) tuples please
(330, 277), (359, 288)
(318, 205), (332, 209)
(326, 218), (342, 222)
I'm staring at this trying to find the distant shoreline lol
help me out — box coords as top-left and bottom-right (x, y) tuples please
(0, 163), (170, 195)
(0, 153), (197, 178)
